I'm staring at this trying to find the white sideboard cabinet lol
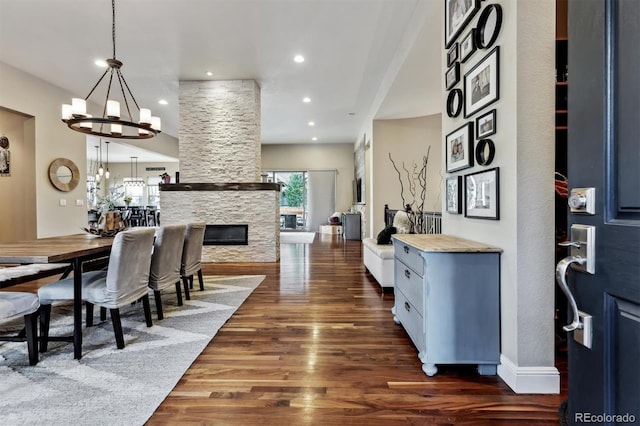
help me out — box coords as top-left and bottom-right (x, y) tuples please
(391, 234), (502, 376)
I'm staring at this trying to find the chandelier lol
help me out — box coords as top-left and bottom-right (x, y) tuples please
(61, 0), (161, 139)
(126, 156), (145, 187)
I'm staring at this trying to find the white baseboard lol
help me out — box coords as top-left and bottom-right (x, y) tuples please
(497, 355), (560, 394)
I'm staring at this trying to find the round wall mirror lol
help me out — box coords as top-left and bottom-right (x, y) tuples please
(475, 4), (503, 49)
(48, 158), (80, 192)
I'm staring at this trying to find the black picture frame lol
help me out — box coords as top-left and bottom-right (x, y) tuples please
(476, 108), (496, 138)
(475, 138), (496, 166)
(447, 43), (459, 67)
(465, 167), (500, 220)
(445, 0), (481, 48)
(459, 28), (476, 63)
(464, 46), (500, 118)
(446, 176), (463, 214)
(445, 122), (474, 173)
(446, 89), (464, 118)
(445, 62), (460, 90)
(475, 3), (503, 50)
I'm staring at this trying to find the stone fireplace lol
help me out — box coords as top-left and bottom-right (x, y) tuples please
(160, 80), (280, 262)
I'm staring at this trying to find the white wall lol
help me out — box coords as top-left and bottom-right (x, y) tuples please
(261, 143), (355, 213)
(441, 0), (557, 393)
(370, 114), (442, 235)
(0, 108), (37, 242)
(0, 61), (87, 238)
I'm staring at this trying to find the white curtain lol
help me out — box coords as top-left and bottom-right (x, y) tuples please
(306, 170), (336, 232)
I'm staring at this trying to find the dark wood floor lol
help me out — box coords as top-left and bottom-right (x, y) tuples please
(146, 233), (567, 425)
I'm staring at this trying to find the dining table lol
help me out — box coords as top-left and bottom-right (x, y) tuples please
(0, 233), (114, 359)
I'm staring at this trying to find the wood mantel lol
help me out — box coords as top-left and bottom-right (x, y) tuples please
(159, 183), (280, 192)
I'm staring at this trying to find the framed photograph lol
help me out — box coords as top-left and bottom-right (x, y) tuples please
(464, 46), (500, 118)
(465, 167), (500, 220)
(446, 176), (463, 214)
(476, 109), (496, 138)
(459, 28), (476, 63)
(445, 0), (481, 48)
(445, 63), (460, 90)
(0, 136), (10, 177)
(445, 122), (474, 173)
(447, 43), (459, 67)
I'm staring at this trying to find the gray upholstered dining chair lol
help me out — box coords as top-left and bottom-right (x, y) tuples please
(180, 222), (206, 300)
(38, 228), (156, 350)
(0, 292), (40, 365)
(148, 224), (186, 320)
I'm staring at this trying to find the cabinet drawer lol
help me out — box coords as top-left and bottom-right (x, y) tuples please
(395, 289), (425, 352)
(395, 261), (424, 316)
(394, 242), (424, 275)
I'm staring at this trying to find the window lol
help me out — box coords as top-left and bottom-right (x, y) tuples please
(147, 177), (161, 208)
(123, 179), (144, 206)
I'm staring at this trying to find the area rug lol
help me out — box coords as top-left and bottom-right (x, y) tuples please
(280, 231), (316, 244)
(0, 274), (264, 426)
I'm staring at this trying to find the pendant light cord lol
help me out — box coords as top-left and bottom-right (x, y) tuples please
(112, 0), (117, 59)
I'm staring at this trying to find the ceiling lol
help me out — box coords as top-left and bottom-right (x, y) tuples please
(0, 0), (441, 162)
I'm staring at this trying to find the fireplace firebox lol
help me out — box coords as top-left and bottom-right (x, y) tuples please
(203, 224), (248, 246)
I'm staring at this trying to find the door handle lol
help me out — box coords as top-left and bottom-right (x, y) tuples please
(555, 256), (586, 332)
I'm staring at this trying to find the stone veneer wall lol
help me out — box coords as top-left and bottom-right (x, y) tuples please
(178, 80), (261, 183)
(161, 189), (279, 263)
(161, 79), (280, 262)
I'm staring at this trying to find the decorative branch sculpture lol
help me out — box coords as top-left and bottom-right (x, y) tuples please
(389, 146), (431, 233)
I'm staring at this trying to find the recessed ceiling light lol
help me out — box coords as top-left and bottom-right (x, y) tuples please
(294, 55), (305, 63)
(158, 99), (168, 105)
(308, 121), (315, 126)
(206, 71), (213, 76)
(312, 137), (318, 141)
(95, 59), (108, 67)
(303, 97), (311, 103)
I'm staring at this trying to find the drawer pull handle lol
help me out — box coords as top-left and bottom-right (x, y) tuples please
(403, 245), (409, 253)
(404, 269), (410, 279)
(404, 301), (411, 312)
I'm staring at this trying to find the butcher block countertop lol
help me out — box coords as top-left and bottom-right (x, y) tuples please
(392, 234), (502, 253)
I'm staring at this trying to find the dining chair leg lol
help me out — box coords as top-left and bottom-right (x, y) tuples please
(182, 276), (191, 301)
(24, 311), (39, 365)
(110, 308), (125, 349)
(100, 307), (107, 321)
(189, 275), (194, 290)
(175, 281), (183, 306)
(197, 269), (204, 291)
(141, 295), (153, 328)
(39, 304), (51, 353)
(154, 290), (164, 320)
(86, 302), (94, 327)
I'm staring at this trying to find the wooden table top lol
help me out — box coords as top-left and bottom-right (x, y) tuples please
(0, 233), (114, 264)
(392, 233), (502, 253)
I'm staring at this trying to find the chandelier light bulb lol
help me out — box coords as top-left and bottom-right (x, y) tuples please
(106, 100), (120, 118)
(61, 104), (72, 120)
(80, 115), (93, 129)
(72, 98), (87, 117)
(139, 108), (152, 125)
(98, 165), (104, 176)
(111, 124), (122, 135)
(150, 116), (161, 131)
(105, 169), (110, 179)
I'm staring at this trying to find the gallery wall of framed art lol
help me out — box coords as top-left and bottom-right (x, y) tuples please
(442, 0), (504, 221)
